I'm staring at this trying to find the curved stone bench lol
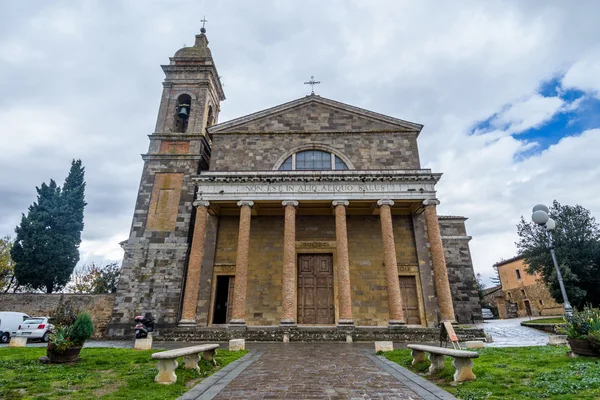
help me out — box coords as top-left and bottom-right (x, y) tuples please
(407, 344), (479, 382)
(151, 344), (219, 384)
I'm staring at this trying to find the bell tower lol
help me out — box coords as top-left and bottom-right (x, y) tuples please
(108, 28), (225, 336)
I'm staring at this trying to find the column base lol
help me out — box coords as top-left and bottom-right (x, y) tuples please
(279, 319), (297, 327)
(388, 320), (407, 329)
(337, 319), (355, 328)
(228, 319), (247, 330)
(178, 319), (196, 327)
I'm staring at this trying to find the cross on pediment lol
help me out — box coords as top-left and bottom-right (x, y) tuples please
(304, 76), (320, 95)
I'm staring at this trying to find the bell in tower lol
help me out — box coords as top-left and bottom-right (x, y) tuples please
(174, 94), (192, 133)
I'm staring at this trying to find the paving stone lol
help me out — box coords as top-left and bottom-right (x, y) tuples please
(211, 343), (425, 399)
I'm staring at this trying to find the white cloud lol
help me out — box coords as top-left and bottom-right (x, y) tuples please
(487, 94), (565, 135)
(562, 51), (600, 97)
(1, 0), (600, 288)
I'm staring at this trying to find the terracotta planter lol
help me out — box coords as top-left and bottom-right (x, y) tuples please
(47, 345), (83, 363)
(568, 338), (600, 356)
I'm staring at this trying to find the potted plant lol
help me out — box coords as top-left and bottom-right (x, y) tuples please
(47, 311), (94, 363)
(561, 307), (600, 356)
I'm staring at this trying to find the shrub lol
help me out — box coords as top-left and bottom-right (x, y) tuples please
(49, 301), (79, 328)
(48, 311), (94, 353)
(70, 312), (94, 345)
(49, 326), (73, 353)
(560, 307), (600, 341)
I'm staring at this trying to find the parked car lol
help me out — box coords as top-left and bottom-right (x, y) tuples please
(16, 317), (54, 342)
(0, 312), (30, 343)
(481, 308), (495, 319)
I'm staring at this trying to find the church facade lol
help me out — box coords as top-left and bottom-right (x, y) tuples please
(107, 30), (481, 339)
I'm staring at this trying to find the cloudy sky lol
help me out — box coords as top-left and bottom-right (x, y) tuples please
(1, 1), (599, 286)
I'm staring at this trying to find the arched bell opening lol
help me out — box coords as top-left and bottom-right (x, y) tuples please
(174, 94), (192, 133)
(206, 105), (214, 129)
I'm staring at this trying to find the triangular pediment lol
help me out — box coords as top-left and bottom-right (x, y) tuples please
(209, 95), (423, 134)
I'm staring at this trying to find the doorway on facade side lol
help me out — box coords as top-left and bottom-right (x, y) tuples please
(524, 299), (532, 316)
(212, 275), (235, 324)
(297, 254), (335, 325)
(399, 275), (422, 325)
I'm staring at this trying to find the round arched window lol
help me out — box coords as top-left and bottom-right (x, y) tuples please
(278, 150), (349, 171)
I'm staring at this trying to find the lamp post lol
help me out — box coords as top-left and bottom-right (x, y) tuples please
(531, 204), (574, 317)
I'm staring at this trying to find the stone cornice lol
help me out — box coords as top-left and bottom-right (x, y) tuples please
(141, 154), (203, 161)
(210, 130), (419, 135)
(193, 170), (441, 184)
(148, 134), (206, 140)
(441, 235), (473, 241)
(161, 64), (225, 101)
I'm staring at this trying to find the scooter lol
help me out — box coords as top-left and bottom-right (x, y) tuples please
(134, 313), (155, 339)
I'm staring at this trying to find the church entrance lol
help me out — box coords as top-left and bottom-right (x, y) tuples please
(399, 276), (422, 325)
(212, 275), (235, 324)
(297, 254), (335, 325)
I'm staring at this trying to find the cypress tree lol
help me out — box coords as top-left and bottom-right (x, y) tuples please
(11, 160), (86, 293)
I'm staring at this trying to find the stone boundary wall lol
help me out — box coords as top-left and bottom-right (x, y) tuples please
(0, 293), (116, 338)
(110, 325), (485, 342)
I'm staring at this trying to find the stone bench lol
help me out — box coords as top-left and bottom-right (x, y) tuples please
(407, 344), (479, 382)
(151, 344), (219, 384)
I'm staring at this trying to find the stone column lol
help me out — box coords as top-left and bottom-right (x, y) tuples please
(333, 200), (354, 326)
(179, 200), (210, 325)
(423, 199), (456, 322)
(377, 199), (405, 326)
(230, 200), (254, 326)
(280, 200), (298, 326)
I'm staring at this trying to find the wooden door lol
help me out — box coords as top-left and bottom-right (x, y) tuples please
(226, 277), (235, 323)
(297, 254), (334, 324)
(399, 276), (422, 325)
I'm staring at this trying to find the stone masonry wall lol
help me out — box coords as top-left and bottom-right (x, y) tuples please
(505, 283), (563, 317)
(0, 293), (115, 338)
(211, 214), (429, 327)
(210, 131), (420, 171)
(439, 218), (482, 323)
(109, 158), (199, 335)
(217, 102), (413, 134)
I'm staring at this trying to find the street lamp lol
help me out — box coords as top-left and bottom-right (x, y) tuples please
(531, 204), (573, 317)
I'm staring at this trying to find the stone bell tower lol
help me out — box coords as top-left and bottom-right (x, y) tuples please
(108, 28), (225, 336)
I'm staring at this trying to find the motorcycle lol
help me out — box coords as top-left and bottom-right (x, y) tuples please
(134, 313), (155, 339)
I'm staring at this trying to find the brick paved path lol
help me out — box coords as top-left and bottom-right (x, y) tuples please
(212, 343), (424, 399)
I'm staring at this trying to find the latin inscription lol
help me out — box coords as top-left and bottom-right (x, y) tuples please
(244, 184), (389, 193)
(296, 241), (335, 249)
(397, 264), (418, 273)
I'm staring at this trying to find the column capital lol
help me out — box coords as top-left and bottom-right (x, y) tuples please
(237, 200), (254, 208)
(282, 200), (299, 208)
(377, 199), (395, 207)
(423, 199), (440, 207)
(332, 200), (349, 207)
(192, 200), (210, 208)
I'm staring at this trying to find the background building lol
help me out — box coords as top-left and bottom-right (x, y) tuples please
(494, 256), (562, 318)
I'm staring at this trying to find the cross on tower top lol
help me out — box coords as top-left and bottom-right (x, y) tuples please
(304, 76), (321, 95)
(200, 16), (208, 33)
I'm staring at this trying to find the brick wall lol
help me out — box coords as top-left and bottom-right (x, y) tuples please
(0, 293), (115, 338)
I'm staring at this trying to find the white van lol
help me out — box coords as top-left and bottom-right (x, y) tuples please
(0, 312), (30, 343)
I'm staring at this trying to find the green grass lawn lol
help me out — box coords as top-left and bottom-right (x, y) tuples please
(384, 346), (600, 400)
(522, 317), (566, 325)
(0, 347), (248, 400)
